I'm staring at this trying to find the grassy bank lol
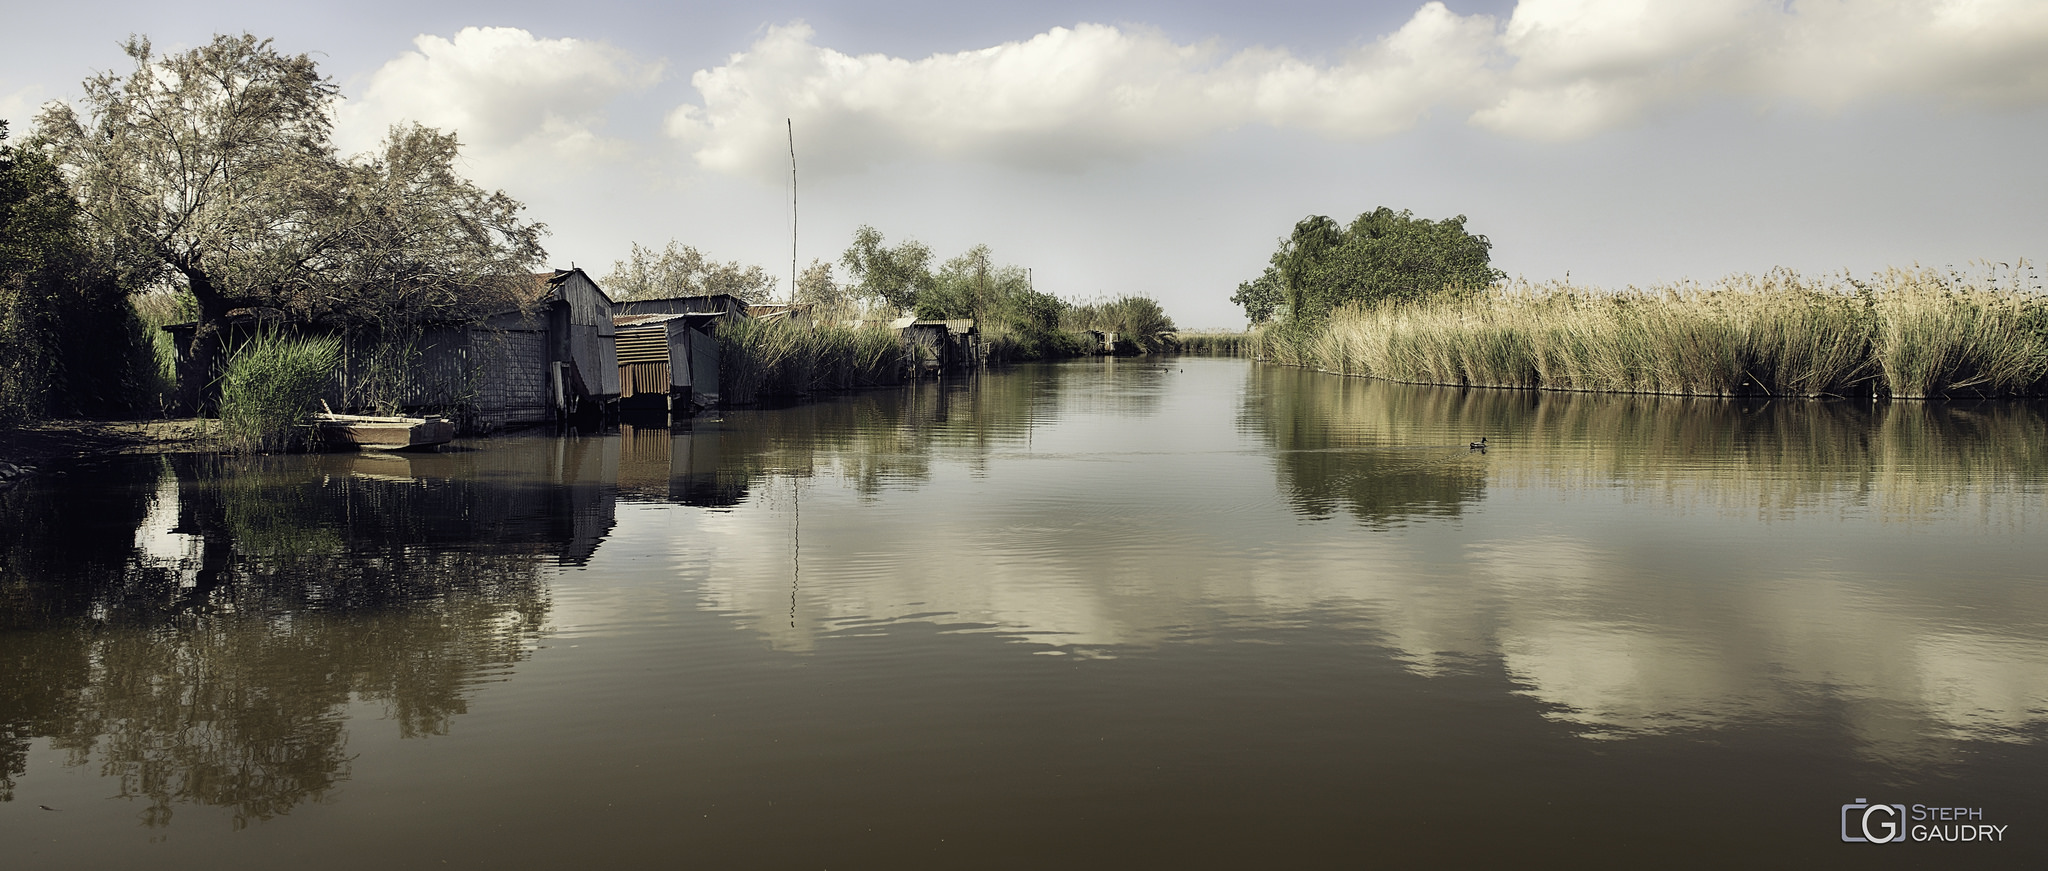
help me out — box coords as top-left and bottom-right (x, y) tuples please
(984, 327), (1096, 362)
(1254, 268), (2048, 398)
(718, 318), (908, 405)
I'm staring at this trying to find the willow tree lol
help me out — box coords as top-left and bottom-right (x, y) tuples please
(36, 34), (544, 412)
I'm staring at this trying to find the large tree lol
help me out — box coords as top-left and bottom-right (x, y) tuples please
(838, 225), (934, 315)
(1239, 208), (1502, 326)
(919, 244), (1031, 323)
(314, 123), (546, 326)
(35, 34), (545, 412)
(599, 240), (777, 302)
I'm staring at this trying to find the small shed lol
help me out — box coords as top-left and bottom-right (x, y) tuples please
(892, 317), (982, 373)
(539, 268), (619, 413)
(160, 267), (623, 431)
(459, 268), (619, 428)
(746, 302), (813, 325)
(615, 311), (724, 415)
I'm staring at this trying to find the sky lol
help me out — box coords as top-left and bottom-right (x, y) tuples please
(5, 1), (2046, 329)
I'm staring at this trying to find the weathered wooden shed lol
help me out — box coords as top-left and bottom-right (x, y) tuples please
(538, 268), (619, 415)
(164, 267), (622, 431)
(892, 317), (982, 373)
(615, 312), (724, 415)
(442, 268), (619, 429)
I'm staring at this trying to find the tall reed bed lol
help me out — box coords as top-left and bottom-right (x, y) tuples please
(1174, 332), (1254, 356)
(216, 330), (342, 452)
(1271, 268), (2048, 398)
(718, 318), (906, 404)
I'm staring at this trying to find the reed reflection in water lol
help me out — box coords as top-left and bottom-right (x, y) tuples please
(1, 357), (2044, 867)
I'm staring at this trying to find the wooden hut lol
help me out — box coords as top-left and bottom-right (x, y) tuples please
(614, 312), (724, 416)
(160, 267), (622, 431)
(892, 317), (982, 373)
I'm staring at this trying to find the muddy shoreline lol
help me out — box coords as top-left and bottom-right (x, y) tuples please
(0, 419), (217, 484)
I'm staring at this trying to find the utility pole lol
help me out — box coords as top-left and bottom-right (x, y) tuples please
(788, 118), (797, 305)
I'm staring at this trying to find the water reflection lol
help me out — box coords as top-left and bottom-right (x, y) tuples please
(3, 359), (2045, 852)
(1237, 369), (2048, 753)
(645, 361), (2048, 760)
(614, 373), (1057, 505)
(1241, 366), (1488, 524)
(0, 446), (608, 825)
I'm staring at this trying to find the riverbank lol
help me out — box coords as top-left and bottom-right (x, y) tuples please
(0, 419), (216, 480)
(1252, 267), (2048, 398)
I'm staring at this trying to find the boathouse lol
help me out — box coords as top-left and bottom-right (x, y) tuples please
(160, 267), (623, 431)
(614, 312), (724, 414)
(893, 317), (982, 373)
(611, 294), (750, 418)
(452, 267), (620, 428)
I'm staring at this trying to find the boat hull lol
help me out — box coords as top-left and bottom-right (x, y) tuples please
(315, 415), (456, 451)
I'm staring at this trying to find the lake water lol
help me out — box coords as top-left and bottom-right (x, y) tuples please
(3, 357), (2046, 867)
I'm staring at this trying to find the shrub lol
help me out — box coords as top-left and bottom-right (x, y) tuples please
(217, 330), (342, 452)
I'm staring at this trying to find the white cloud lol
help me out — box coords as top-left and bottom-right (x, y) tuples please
(666, 6), (1504, 179)
(1, 83), (46, 132)
(667, 1), (2048, 176)
(336, 27), (664, 184)
(1472, 0), (2048, 139)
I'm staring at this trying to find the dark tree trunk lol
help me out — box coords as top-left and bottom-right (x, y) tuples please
(174, 268), (232, 416)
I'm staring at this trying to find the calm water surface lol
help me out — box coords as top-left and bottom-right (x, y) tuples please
(3, 358), (2046, 867)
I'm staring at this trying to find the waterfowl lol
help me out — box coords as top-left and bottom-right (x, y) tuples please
(1469, 437), (1488, 450)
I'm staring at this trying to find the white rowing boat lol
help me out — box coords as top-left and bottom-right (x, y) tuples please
(313, 412), (456, 451)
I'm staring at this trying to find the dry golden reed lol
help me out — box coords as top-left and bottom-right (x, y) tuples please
(1256, 267), (2048, 398)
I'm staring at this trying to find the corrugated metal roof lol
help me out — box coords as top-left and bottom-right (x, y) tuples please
(614, 312), (694, 327)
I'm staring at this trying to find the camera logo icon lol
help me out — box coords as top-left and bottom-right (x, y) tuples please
(1843, 798), (1907, 843)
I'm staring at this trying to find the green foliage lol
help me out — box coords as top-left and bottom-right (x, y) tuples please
(36, 35), (544, 411)
(601, 239), (778, 303)
(839, 225), (936, 314)
(216, 330), (342, 452)
(793, 258), (858, 321)
(917, 244), (1022, 321)
(1062, 295), (1179, 354)
(1252, 207), (1503, 326)
(1231, 267), (1283, 326)
(0, 121), (150, 420)
(129, 290), (194, 415)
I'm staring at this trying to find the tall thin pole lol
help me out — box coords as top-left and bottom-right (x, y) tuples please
(788, 118), (797, 305)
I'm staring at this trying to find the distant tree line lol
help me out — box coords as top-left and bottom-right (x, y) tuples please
(829, 225), (1177, 355)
